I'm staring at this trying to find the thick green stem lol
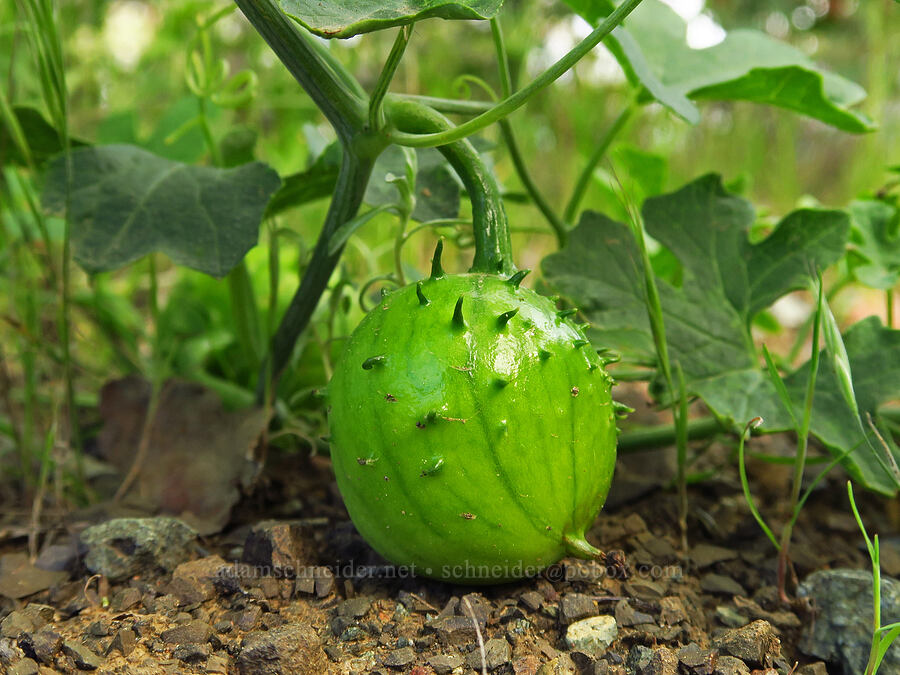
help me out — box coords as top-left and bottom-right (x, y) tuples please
(262, 149), (375, 394)
(491, 17), (568, 247)
(234, 0), (367, 140)
(564, 105), (634, 225)
(387, 0), (645, 148)
(384, 96), (513, 275)
(237, 0), (385, 398)
(617, 416), (725, 452)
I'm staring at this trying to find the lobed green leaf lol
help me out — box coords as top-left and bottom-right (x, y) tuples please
(42, 144), (281, 278)
(563, 0), (874, 132)
(279, 0), (504, 39)
(540, 175), (900, 495)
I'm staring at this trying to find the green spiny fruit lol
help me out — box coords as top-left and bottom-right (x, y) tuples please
(326, 270), (617, 583)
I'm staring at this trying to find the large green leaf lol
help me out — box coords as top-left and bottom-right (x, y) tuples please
(564, 0), (873, 132)
(540, 175), (900, 494)
(42, 145), (281, 278)
(544, 174), (848, 377)
(0, 106), (88, 168)
(847, 200), (900, 290)
(695, 318), (900, 495)
(279, 0), (503, 38)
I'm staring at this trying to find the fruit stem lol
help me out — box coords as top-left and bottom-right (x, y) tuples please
(384, 96), (514, 275)
(563, 532), (603, 560)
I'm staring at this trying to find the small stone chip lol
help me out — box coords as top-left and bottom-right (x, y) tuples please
(712, 620), (781, 667)
(384, 646), (416, 668)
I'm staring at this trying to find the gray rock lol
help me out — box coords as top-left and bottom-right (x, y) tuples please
(17, 630), (61, 664)
(627, 644), (652, 672)
(535, 654), (577, 674)
(430, 615), (477, 646)
(559, 593), (596, 625)
(564, 615), (617, 656)
(658, 596), (687, 626)
(464, 637), (510, 670)
(799, 568), (900, 675)
(314, 567), (335, 598)
(428, 653), (463, 674)
(80, 517), (196, 582)
(459, 593), (491, 624)
(713, 655), (750, 675)
(690, 544), (738, 568)
(677, 642), (717, 673)
(242, 522), (306, 574)
(85, 620), (109, 637)
(1, 612), (36, 639)
(34, 539), (83, 573)
(61, 639), (102, 670)
(234, 605), (262, 631)
(236, 624), (325, 675)
(110, 587), (142, 612)
(624, 579), (665, 599)
(8, 658), (39, 675)
(712, 620), (780, 667)
(384, 645), (415, 667)
(173, 641), (211, 663)
(105, 628), (136, 657)
(0, 553), (68, 599)
(207, 654), (230, 673)
(715, 605), (749, 628)
(337, 596), (372, 619)
(520, 591), (543, 612)
(700, 573), (746, 597)
(645, 647), (678, 675)
(614, 599), (654, 627)
(796, 663), (828, 675)
(0, 637), (23, 665)
(160, 620), (212, 645)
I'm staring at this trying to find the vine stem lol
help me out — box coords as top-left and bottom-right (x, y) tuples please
(563, 104), (634, 224)
(262, 149), (375, 391)
(617, 417), (725, 452)
(370, 26), (411, 131)
(384, 96), (513, 275)
(387, 0), (645, 148)
(234, 0), (367, 140)
(490, 17), (569, 247)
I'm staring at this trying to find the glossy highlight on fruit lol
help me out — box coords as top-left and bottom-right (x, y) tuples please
(326, 265), (618, 582)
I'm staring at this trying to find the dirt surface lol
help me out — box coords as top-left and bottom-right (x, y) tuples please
(1, 388), (897, 675)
